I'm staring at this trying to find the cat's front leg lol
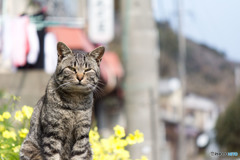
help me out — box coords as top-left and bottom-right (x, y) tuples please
(42, 136), (63, 160)
(20, 139), (43, 160)
(71, 140), (92, 160)
(71, 123), (92, 160)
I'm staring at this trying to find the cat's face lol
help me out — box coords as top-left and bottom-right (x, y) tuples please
(54, 42), (104, 94)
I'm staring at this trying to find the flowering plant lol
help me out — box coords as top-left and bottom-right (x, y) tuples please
(0, 94), (147, 160)
(0, 94), (33, 159)
(90, 125), (147, 160)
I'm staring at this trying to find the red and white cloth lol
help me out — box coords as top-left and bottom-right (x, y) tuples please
(2, 16), (40, 67)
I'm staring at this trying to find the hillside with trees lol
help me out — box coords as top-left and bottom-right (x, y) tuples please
(158, 22), (238, 107)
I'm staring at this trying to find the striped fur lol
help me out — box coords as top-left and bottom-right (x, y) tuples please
(20, 42), (104, 160)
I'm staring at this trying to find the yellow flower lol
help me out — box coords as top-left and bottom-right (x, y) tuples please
(0, 125), (5, 132)
(0, 144), (8, 149)
(140, 156), (148, 160)
(91, 142), (102, 155)
(114, 125), (125, 138)
(18, 128), (29, 138)
(111, 137), (128, 154)
(2, 112), (11, 119)
(101, 137), (114, 153)
(2, 130), (10, 138)
(12, 95), (20, 101)
(0, 115), (4, 121)
(134, 130), (144, 143)
(12, 145), (21, 153)
(22, 105), (33, 119)
(89, 125), (146, 160)
(89, 127), (100, 141)
(126, 133), (136, 145)
(117, 150), (130, 159)
(2, 130), (16, 140)
(10, 131), (17, 141)
(15, 111), (24, 122)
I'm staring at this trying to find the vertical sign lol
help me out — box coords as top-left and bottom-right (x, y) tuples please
(88, 0), (114, 44)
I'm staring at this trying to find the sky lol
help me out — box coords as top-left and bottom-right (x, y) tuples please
(153, 0), (240, 62)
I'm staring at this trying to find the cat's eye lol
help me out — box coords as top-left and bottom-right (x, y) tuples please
(68, 67), (76, 72)
(84, 68), (92, 72)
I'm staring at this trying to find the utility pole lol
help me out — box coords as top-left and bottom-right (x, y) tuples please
(177, 0), (186, 160)
(121, 0), (161, 159)
(235, 67), (240, 93)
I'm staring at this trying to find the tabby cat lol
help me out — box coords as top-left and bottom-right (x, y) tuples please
(20, 42), (105, 160)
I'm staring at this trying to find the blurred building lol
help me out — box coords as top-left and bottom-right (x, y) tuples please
(159, 78), (182, 123)
(184, 94), (218, 132)
(159, 78), (182, 160)
(159, 78), (219, 160)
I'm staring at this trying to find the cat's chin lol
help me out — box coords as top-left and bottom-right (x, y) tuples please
(68, 83), (95, 94)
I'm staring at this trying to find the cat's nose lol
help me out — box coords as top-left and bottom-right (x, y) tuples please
(77, 72), (84, 81)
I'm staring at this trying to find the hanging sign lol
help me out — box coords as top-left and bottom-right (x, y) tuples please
(88, 0), (114, 44)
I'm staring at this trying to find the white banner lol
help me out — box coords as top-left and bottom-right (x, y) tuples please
(88, 0), (114, 44)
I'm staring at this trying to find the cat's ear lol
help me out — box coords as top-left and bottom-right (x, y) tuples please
(57, 42), (72, 61)
(88, 46), (105, 65)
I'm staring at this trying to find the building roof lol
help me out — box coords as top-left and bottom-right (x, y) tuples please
(159, 78), (181, 95)
(184, 94), (217, 111)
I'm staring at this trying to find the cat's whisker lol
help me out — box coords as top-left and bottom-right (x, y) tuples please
(94, 84), (104, 92)
(50, 82), (72, 92)
(97, 80), (105, 86)
(96, 87), (104, 95)
(92, 85), (104, 99)
(97, 81), (104, 85)
(93, 90), (101, 99)
(88, 83), (102, 97)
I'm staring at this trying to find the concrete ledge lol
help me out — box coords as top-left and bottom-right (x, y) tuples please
(0, 70), (51, 107)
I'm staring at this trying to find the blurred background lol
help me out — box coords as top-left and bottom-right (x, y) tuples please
(0, 0), (240, 160)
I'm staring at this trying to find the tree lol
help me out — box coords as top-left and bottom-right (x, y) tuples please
(216, 93), (240, 151)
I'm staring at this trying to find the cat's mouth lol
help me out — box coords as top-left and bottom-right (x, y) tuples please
(74, 82), (95, 92)
(77, 82), (83, 85)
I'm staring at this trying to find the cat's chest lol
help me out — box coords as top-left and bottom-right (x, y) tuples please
(61, 101), (92, 111)
(52, 105), (92, 125)
(43, 104), (92, 130)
